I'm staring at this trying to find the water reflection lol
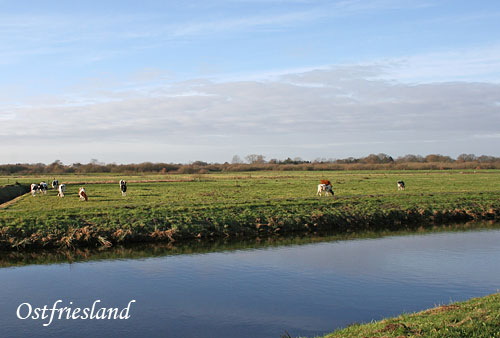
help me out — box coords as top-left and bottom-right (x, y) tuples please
(1, 221), (498, 268)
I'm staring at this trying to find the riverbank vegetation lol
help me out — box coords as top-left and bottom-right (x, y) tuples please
(0, 170), (499, 250)
(318, 293), (500, 338)
(2, 222), (498, 267)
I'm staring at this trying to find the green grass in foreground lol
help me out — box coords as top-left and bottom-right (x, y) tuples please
(0, 170), (499, 249)
(316, 293), (500, 338)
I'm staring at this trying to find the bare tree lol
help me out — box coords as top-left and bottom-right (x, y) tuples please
(231, 155), (243, 164)
(395, 154), (425, 163)
(457, 154), (477, 162)
(245, 154), (266, 164)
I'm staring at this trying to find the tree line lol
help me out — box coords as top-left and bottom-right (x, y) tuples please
(1, 153), (499, 175)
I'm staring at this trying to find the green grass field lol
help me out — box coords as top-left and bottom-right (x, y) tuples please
(0, 170), (499, 249)
(317, 293), (500, 338)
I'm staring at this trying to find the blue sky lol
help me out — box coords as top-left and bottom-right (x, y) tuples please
(1, 0), (499, 164)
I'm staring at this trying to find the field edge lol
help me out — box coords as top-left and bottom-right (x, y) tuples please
(1, 203), (498, 251)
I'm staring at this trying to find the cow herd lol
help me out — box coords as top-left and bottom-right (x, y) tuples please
(29, 177), (405, 201)
(30, 179), (127, 201)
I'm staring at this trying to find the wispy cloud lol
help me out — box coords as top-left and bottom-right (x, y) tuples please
(164, 0), (435, 37)
(381, 44), (500, 83)
(473, 133), (500, 139)
(0, 0), (435, 62)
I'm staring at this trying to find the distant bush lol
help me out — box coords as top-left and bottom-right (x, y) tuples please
(1, 153), (499, 174)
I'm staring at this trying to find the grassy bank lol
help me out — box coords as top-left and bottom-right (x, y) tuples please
(317, 293), (500, 338)
(2, 222), (498, 267)
(0, 170), (499, 250)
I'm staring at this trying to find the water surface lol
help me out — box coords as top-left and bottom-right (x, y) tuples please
(1, 226), (500, 338)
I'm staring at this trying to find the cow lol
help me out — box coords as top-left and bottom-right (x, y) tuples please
(58, 184), (66, 197)
(317, 184), (334, 196)
(52, 179), (59, 190)
(30, 183), (40, 196)
(397, 180), (405, 191)
(119, 180), (127, 196)
(79, 187), (88, 201)
(317, 179), (334, 196)
(39, 182), (48, 194)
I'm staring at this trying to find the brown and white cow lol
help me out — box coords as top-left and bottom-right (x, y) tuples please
(317, 179), (334, 196)
(78, 187), (88, 201)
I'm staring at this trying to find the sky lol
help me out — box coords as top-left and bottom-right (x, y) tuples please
(1, 0), (499, 164)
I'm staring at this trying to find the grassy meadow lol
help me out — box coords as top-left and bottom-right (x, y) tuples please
(0, 170), (499, 249)
(318, 293), (500, 338)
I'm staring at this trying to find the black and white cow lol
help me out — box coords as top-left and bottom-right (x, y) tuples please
(397, 180), (405, 191)
(119, 180), (127, 196)
(30, 183), (40, 196)
(52, 179), (59, 190)
(39, 182), (48, 194)
(58, 184), (66, 197)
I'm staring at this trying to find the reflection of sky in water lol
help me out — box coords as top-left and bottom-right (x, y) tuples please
(1, 229), (500, 338)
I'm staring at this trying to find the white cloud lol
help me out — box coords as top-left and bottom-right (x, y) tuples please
(3, 29), (500, 162)
(2, 60), (499, 163)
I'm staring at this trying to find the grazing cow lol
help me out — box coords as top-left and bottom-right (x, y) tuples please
(119, 180), (127, 196)
(52, 179), (59, 190)
(317, 184), (334, 196)
(39, 182), (48, 194)
(397, 180), (405, 191)
(58, 184), (66, 197)
(30, 183), (40, 196)
(317, 179), (334, 196)
(78, 187), (88, 201)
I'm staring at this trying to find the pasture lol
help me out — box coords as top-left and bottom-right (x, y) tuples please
(0, 170), (499, 249)
(322, 293), (500, 338)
